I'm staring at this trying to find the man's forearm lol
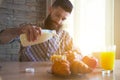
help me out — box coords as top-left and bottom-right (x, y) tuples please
(0, 28), (21, 44)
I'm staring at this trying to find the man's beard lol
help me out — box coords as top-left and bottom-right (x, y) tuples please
(44, 14), (62, 31)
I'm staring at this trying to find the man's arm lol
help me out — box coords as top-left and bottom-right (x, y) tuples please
(0, 24), (41, 44)
(0, 28), (21, 44)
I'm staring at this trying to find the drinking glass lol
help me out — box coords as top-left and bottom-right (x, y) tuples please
(100, 45), (116, 74)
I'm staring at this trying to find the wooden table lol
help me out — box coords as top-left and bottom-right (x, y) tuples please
(0, 60), (120, 80)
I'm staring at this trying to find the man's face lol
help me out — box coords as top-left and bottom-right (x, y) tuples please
(44, 6), (70, 31)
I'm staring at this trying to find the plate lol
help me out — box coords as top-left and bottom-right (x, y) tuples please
(47, 69), (84, 78)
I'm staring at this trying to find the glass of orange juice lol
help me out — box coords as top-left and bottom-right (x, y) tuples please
(100, 45), (116, 74)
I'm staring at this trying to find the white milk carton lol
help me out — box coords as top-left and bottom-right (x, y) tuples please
(20, 29), (56, 47)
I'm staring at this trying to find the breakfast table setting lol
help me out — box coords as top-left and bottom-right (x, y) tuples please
(0, 59), (120, 80)
(0, 45), (119, 80)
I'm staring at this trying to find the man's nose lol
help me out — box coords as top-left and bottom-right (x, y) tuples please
(56, 18), (62, 24)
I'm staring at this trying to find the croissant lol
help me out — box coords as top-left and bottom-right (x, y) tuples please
(51, 59), (71, 76)
(50, 52), (93, 76)
(66, 50), (81, 63)
(50, 54), (66, 62)
(70, 60), (92, 74)
(66, 51), (92, 74)
(51, 55), (71, 76)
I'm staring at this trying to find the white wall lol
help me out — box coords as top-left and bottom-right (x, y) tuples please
(114, 0), (120, 59)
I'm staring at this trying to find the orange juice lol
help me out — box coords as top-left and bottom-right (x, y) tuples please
(100, 51), (115, 70)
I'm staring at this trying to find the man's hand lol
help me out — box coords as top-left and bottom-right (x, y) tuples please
(19, 23), (41, 42)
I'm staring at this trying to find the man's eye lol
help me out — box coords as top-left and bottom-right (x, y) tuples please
(62, 18), (66, 21)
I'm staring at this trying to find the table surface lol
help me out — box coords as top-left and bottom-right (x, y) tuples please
(0, 60), (120, 80)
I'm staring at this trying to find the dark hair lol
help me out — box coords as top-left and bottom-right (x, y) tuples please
(52, 0), (73, 13)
